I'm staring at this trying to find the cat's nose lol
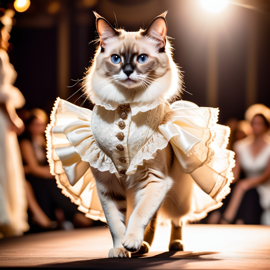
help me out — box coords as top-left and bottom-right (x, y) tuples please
(123, 64), (134, 77)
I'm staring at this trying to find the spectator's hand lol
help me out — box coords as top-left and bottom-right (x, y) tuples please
(237, 179), (253, 192)
(9, 116), (24, 135)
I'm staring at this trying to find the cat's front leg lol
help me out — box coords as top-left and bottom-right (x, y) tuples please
(95, 176), (130, 258)
(122, 175), (172, 252)
(98, 191), (130, 258)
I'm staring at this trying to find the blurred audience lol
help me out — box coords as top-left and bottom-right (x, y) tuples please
(221, 113), (270, 225)
(207, 118), (251, 224)
(233, 120), (252, 143)
(226, 119), (252, 151)
(0, 9), (29, 238)
(225, 118), (239, 151)
(20, 109), (93, 232)
(209, 112), (270, 225)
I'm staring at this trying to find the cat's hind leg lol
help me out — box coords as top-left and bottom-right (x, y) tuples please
(169, 219), (184, 251)
(163, 160), (194, 251)
(136, 213), (157, 254)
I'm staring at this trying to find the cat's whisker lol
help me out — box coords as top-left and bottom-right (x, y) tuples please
(80, 87), (97, 107)
(143, 79), (166, 89)
(80, 95), (89, 107)
(88, 37), (100, 45)
(140, 81), (150, 89)
(74, 92), (86, 104)
(182, 89), (193, 95)
(66, 85), (84, 101)
(68, 78), (83, 88)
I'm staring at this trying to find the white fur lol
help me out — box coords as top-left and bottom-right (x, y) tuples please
(83, 35), (182, 107)
(84, 21), (186, 258)
(91, 145), (192, 258)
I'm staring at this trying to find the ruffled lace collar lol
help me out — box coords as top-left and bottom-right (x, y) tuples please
(91, 95), (164, 116)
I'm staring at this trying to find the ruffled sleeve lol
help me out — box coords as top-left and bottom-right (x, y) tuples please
(46, 98), (117, 222)
(127, 99), (234, 217)
(158, 100), (235, 202)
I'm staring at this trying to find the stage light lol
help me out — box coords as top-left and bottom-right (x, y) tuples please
(14, 0), (31, 13)
(201, 0), (228, 13)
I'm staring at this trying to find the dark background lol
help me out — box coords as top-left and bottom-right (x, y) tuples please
(2, 0), (270, 124)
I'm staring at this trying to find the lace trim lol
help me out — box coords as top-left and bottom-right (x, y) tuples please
(182, 107), (235, 203)
(212, 150), (235, 202)
(127, 131), (169, 175)
(204, 107), (219, 129)
(91, 95), (119, 111)
(186, 108), (219, 163)
(91, 94), (163, 116)
(74, 136), (119, 178)
(185, 147), (235, 222)
(131, 100), (161, 116)
(46, 97), (61, 175)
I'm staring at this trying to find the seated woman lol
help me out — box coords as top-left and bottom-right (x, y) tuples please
(221, 113), (270, 225)
(20, 109), (93, 230)
(207, 120), (252, 224)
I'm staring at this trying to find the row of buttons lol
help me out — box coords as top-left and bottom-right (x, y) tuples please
(116, 104), (130, 175)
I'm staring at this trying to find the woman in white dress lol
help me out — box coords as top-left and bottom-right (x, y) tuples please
(221, 113), (270, 225)
(0, 10), (29, 237)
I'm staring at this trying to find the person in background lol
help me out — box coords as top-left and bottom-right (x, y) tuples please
(220, 113), (270, 225)
(233, 120), (252, 143)
(20, 109), (93, 230)
(207, 119), (252, 224)
(0, 9), (29, 237)
(225, 118), (239, 151)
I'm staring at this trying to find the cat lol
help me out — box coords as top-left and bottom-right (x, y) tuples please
(47, 11), (234, 258)
(83, 12), (197, 258)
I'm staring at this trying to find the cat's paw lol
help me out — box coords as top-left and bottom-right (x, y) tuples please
(122, 234), (143, 252)
(108, 247), (131, 258)
(136, 241), (151, 254)
(168, 239), (184, 251)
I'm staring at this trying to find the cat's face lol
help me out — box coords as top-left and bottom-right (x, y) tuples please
(95, 29), (169, 90)
(84, 12), (181, 105)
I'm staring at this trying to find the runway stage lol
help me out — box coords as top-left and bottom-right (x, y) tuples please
(0, 224), (270, 269)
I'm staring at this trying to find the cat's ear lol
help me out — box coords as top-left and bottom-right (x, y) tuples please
(143, 11), (168, 50)
(93, 11), (119, 46)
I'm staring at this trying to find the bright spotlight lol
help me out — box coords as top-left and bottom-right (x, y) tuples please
(201, 0), (228, 13)
(14, 0), (31, 13)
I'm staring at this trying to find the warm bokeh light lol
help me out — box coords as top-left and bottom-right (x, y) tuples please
(14, 0), (31, 13)
(201, 0), (228, 13)
(47, 1), (61, 14)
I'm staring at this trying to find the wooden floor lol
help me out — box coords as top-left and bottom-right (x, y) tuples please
(0, 224), (270, 269)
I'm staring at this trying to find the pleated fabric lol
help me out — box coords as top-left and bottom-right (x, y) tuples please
(46, 98), (235, 222)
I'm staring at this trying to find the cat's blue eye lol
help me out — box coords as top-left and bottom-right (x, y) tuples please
(111, 54), (121, 64)
(137, 54), (148, 64)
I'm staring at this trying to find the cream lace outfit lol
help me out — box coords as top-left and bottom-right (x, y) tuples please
(47, 97), (235, 222)
(0, 49), (29, 236)
(234, 136), (270, 225)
